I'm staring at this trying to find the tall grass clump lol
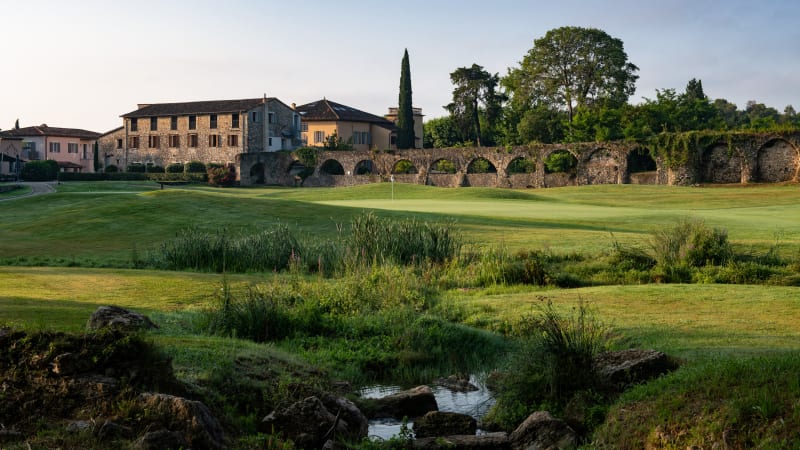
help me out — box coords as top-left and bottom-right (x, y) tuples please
(650, 219), (732, 268)
(349, 212), (461, 266)
(486, 299), (612, 430)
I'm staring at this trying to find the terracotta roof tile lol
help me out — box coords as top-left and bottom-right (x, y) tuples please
(3, 126), (101, 140)
(295, 99), (395, 129)
(122, 98), (272, 118)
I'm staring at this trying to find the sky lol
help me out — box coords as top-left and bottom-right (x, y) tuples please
(1, 0), (799, 133)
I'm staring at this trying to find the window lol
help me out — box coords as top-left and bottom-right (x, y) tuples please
(188, 134), (198, 147)
(251, 111), (260, 122)
(189, 115), (196, 130)
(363, 132), (370, 145)
(170, 116), (178, 130)
(231, 114), (239, 129)
(129, 136), (139, 148)
(50, 142), (61, 153)
(210, 114), (218, 129)
(82, 144), (88, 159)
(268, 137), (273, 147)
(209, 134), (219, 147)
(353, 133), (361, 145)
(313, 131), (325, 143)
(116, 139), (122, 149)
(227, 135), (238, 146)
(130, 118), (138, 132)
(268, 112), (274, 124)
(301, 122), (308, 132)
(169, 135), (180, 147)
(68, 143), (78, 153)
(150, 117), (158, 131)
(148, 135), (160, 148)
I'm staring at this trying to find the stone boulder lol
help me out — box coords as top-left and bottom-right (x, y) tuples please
(135, 392), (225, 450)
(413, 411), (477, 438)
(134, 430), (189, 450)
(261, 395), (367, 448)
(87, 306), (157, 332)
(593, 349), (678, 391)
(436, 374), (479, 392)
(370, 385), (438, 419)
(413, 432), (511, 449)
(509, 411), (578, 450)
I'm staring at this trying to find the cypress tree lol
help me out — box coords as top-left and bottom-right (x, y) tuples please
(396, 49), (415, 149)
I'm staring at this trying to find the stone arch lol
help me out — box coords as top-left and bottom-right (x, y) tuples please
(319, 159), (345, 176)
(392, 159), (418, 174)
(249, 162), (265, 184)
(466, 157), (497, 174)
(543, 149), (577, 174)
(701, 144), (743, 184)
(626, 147), (658, 184)
(354, 159), (374, 175)
(756, 138), (799, 182)
(430, 158), (458, 174)
(583, 148), (619, 185)
(507, 157), (536, 174)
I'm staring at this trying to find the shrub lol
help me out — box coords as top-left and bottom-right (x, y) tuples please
(432, 159), (457, 174)
(393, 160), (416, 174)
(650, 219), (731, 268)
(185, 160), (206, 173)
(20, 160), (59, 181)
(126, 163), (145, 173)
(467, 158), (491, 174)
(105, 164), (119, 173)
(208, 164), (237, 186)
(508, 158), (536, 174)
(147, 164), (164, 173)
(544, 151), (577, 174)
(166, 163), (184, 173)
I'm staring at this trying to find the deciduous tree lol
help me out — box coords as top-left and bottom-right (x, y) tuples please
(446, 64), (505, 146)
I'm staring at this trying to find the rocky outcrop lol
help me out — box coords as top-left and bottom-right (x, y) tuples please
(414, 432), (511, 449)
(135, 393), (226, 450)
(436, 374), (479, 392)
(413, 411), (477, 438)
(594, 349), (678, 391)
(86, 305), (157, 332)
(370, 385), (438, 419)
(260, 395), (368, 449)
(509, 411), (578, 450)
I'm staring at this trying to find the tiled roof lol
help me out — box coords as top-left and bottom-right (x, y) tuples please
(99, 126), (124, 137)
(2, 126), (101, 140)
(0, 131), (23, 140)
(295, 99), (396, 129)
(122, 98), (273, 118)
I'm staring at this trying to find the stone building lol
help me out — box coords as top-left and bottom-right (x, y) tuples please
(0, 131), (24, 178)
(384, 106), (424, 149)
(0, 125), (100, 173)
(104, 97), (302, 169)
(295, 99), (398, 151)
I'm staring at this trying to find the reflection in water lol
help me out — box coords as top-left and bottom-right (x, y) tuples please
(360, 375), (495, 440)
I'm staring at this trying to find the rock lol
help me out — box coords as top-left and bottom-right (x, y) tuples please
(593, 349), (678, 391)
(261, 396), (350, 449)
(134, 430), (189, 450)
(97, 420), (133, 441)
(436, 374), (479, 392)
(509, 411), (578, 450)
(87, 305), (157, 332)
(370, 385), (438, 419)
(66, 420), (92, 433)
(413, 411), (477, 438)
(414, 432), (511, 449)
(320, 393), (369, 439)
(135, 392), (225, 450)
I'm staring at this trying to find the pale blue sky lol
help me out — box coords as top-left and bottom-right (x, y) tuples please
(1, 0), (798, 132)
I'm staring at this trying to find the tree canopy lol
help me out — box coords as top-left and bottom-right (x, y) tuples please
(446, 64), (505, 146)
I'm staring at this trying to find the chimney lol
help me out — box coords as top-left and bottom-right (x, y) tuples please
(137, 104), (151, 110)
(291, 103), (296, 110)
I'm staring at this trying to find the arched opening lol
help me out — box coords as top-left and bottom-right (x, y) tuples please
(249, 163), (265, 184)
(288, 160), (312, 179)
(584, 148), (619, 185)
(543, 150), (577, 174)
(467, 157), (497, 174)
(627, 147), (657, 173)
(319, 159), (345, 176)
(430, 158), (457, 174)
(757, 139), (798, 182)
(392, 159), (418, 174)
(507, 157), (535, 174)
(354, 160), (374, 175)
(701, 145), (742, 183)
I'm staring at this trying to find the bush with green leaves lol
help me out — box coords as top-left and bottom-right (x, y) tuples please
(166, 162), (184, 173)
(508, 158), (536, 174)
(432, 159), (457, 174)
(650, 219), (731, 268)
(126, 163), (145, 173)
(207, 164), (237, 186)
(544, 150), (577, 174)
(185, 160), (206, 173)
(20, 160), (59, 181)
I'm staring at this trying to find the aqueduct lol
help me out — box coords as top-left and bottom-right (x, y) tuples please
(238, 132), (800, 188)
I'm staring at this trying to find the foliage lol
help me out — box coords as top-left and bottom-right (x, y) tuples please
(396, 49), (415, 150)
(293, 146), (318, 168)
(446, 64), (506, 146)
(544, 150), (577, 174)
(392, 159), (416, 174)
(104, 164), (119, 173)
(208, 164), (237, 186)
(432, 159), (457, 174)
(166, 162), (184, 173)
(185, 160), (207, 173)
(323, 131), (353, 150)
(507, 157), (536, 174)
(650, 219), (732, 269)
(21, 160), (59, 181)
(487, 299), (612, 429)
(126, 163), (145, 172)
(467, 158), (494, 174)
(423, 116), (462, 148)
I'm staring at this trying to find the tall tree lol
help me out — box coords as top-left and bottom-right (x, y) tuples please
(446, 64), (505, 146)
(504, 27), (639, 125)
(396, 49), (415, 149)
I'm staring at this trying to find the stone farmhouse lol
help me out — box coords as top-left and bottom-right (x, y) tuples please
(0, 132), (23, 178)
(0, 125), (100, 174)
(99, 97), (302, 170)
(295, 99), (424, 151)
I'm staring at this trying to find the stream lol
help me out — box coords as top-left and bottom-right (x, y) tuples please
(359, 375), (495, 440)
